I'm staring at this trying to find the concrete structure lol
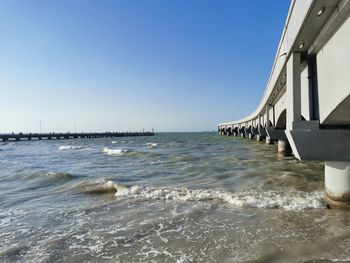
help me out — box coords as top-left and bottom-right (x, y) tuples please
(218, 0), (350, 209)
(0, 131), (155, 142)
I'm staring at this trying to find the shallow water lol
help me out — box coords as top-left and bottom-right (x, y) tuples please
(1, 132), (350, 262)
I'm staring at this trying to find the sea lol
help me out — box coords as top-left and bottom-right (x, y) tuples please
(1, 132), (350, 262)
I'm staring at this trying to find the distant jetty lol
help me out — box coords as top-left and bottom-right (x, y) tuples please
(0, 131), (155, 142)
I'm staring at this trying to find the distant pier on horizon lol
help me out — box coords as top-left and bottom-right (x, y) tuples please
(0, 131), (155, 142)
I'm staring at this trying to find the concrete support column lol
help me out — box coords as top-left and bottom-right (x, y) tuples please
(250, 120), (254, 139)
(266, 137), (273, 145)
(286, 52), (302, 130)
(325, 162), (350, 209)
(256, 135), (262, 141)
(277, 140), (292, 156)
(266, 105), (270, 127)
(265, 105), (273, 144)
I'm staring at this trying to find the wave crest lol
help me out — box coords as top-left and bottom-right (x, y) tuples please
(58, 145), (89, 151)
(70, 180), (128, 195)
(83, 180), (119, 195)
(25, 171), (77, 185)
(114, 185), (326, 210)
(103, 147), (127, 156)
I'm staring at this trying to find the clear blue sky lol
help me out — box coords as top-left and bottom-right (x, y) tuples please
(0, 0), (291, 132)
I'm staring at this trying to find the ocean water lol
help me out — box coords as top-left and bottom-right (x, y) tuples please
(1, 132), (350, 262)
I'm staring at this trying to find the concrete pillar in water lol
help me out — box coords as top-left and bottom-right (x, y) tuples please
(266, 137), (273, 145)
(256, 135), (262, 142)
(240, 133), (245, 138)
(325, 162), (350, 209)
(248, 133), (254, 139)
(277, 140), (292, 156)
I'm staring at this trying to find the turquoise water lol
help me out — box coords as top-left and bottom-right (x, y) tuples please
(1, 132), (350, 262)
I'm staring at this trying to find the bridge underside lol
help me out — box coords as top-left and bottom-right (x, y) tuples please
(218, 0), (350, 209)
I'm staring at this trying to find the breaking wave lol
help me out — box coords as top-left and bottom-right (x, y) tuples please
(147, 142), (158, 147)
(69, 180), (128, 195)
(112, 140), (127, 144)
(111, 183), (326, 210)
(103, 147), (128, 156)
(58, 145), (90, 151)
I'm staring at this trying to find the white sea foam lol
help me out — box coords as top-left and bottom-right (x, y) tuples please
(114, 184), (326, 210)
(111, 141), (119, 144)
(0, 209), (28, 227)
(58, 145), (87, 150)
(147, 143), (158, 147)
(103, 147), (127, 156)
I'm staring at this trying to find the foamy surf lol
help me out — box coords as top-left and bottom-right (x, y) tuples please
(112, 140), (127, 144)
(114, 184), (326, 210)
(103, 147), (127, 156)
(147, 143), (158, 147)
(58, 145), (89, 151)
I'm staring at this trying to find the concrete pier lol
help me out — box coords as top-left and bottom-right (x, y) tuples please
(325, 162), (350, 209)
